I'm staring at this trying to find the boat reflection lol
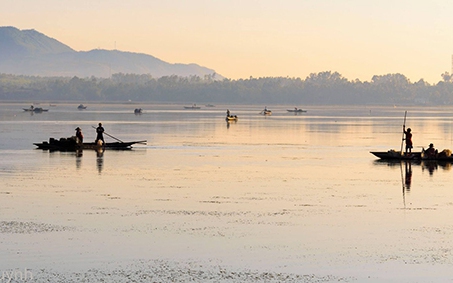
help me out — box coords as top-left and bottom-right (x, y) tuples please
(373, 159), (452, 170)
(73, 148), (105, 174)
(373, 159), (452, 188)
(96, 148), (104, 174)
(421, 160), (452, 175)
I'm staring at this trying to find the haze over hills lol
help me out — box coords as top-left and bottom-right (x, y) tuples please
(0, 26), (222, 79)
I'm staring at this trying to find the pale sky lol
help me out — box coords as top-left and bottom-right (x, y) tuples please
(2, 0), (453, 83)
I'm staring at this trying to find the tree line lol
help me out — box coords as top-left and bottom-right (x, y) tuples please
(1, 71), (453, 105)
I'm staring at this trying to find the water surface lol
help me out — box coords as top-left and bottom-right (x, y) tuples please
(1, 102), (453, 282)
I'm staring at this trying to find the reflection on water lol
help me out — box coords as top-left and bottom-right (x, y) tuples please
(404, 161), (412, 192)
(96, 148), (104, 174)
(75, 149), (105, 173)
(76, 150), (83, 169)
(373, 159), (453, 197)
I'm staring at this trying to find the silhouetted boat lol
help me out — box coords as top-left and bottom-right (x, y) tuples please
(77, 104), (87, 110)
(226, 115), (238, 122)
(184, 104), (201, 109)
(287, 108), (307, 113)
(370, 151), (421, 160)
(34, 137), (146, 151)
(370, 149), (453, 161)
(23, 107), (48, 113)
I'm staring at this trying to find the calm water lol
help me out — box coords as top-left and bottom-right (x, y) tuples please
(1, 102), (453, 282)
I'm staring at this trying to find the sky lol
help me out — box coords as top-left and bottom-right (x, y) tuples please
(2, 0), (453, 83)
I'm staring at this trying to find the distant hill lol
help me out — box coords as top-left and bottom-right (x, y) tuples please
(0, 26), (223, 79)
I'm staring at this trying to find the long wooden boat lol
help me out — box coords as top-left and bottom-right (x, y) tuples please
(370, 151), (421, 160)
(184, 105), (201, 109)
(23, 107), (48, 113)
(34, 137), (146, 151)
(287, 109), (307, 113)
(371, 149), (453, 161)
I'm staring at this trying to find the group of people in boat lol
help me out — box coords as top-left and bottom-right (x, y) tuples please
(403, 125), (440, 158)
(74, 123), (105, 145)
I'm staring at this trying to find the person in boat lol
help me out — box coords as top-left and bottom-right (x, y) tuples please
(403, 126), (413, 154)
(423, 143), (438, 158)
(226, 109), (230, 117)
(75, 127), (83, 144)
(95, 123), (105, 145)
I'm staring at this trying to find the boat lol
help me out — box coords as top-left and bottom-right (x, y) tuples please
(134, 108), (143, 114)
(371, 111), (453, 162)
(205, 104), (215, 107)
(260, 110), (272, 115)
(371, 149), (453, 161)
(226, 115), (238, 122)
(23, 106), (48, 113)
(184, 104), (201, 110)
(370, 150), (421, 160)
(287, 108), (307, 113)
(34, 136), (146, 151)
(77, 104), (87, 110)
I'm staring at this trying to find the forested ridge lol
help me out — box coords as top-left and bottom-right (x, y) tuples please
(1, 71), (453, 105)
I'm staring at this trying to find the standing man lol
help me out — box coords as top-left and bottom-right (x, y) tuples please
(403, 125), (413, 154)
(95, 123), (105, 145)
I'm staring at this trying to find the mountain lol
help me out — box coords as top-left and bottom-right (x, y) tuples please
(0, 26), (222, 79)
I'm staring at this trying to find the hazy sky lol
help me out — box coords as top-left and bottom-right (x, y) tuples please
(2, 0), (453, 83)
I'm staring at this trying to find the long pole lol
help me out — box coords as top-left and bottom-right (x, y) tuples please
(400, 111), (407, 154)
(92, 126), (124, 143)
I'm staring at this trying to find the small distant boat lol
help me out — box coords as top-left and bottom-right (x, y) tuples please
(134, 108), (143, 114)
(287, 108), (307, 113)
(77, 104), (87, 110)
(205, 104), (215, 107)
(23, 106), (48, 113)
(184, 104), (201, 110)
(260, 110), (272, 115)
(226, 115), (238, 122)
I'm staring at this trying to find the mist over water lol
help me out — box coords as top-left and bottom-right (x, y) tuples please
(2, 102), (453, 282)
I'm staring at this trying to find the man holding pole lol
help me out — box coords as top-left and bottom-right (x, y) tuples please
(403, 125), (413, 155)
(95, 123), (105, 145)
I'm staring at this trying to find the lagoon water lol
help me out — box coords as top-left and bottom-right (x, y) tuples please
(1, 102), (453, 282)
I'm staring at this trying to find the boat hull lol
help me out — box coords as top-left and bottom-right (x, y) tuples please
(287, 109), (307, 113)
(370, 151), (421, 160)
(34, 137), (146, 151)
(23, 108), (48, 113)
(370, 151), (453, 161)
(226, 116), (238, 122)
